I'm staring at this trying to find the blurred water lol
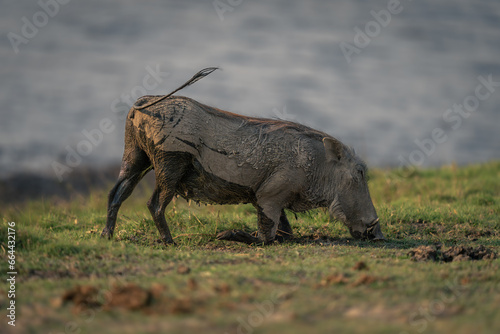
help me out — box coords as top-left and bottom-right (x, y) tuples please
(1, 0), (499, 179)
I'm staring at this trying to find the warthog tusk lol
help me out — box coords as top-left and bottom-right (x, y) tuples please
(368, 218), (379, 228)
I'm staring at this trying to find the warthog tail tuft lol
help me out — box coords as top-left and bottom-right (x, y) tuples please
(133, 67), (219, 110)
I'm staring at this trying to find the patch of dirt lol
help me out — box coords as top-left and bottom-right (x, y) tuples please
(352, 261), (368, 271)
(62, 285), (100, 314)
(104, 283), (152, 310)
(213, 282), (232, 295)
(408, 245), (439, 261)
(442, 245), (497, 261)
(187, 278), (198, 291)
(58, 280), (250, 315)
(409, 245), (497, 262)
(60, 283), (198, 314)
(177, 265), (191, 275)
(343, 303), (415, 323)
(315, 272), (388, 288)
(313, 273), (350, 288)
(169, 297), (194, 314)
(350, 274), (379, 287)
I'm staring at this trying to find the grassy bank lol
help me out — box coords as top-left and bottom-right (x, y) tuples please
(1, 162), (499, 333)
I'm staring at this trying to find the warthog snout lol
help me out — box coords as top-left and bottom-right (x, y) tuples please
(349, 218), (385, 241)
(365, 218), (385, 241)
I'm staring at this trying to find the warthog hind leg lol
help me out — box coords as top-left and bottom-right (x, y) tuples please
(147, 155), (191, 246)
(147, 186), (176, 246)
(102, 148), (151, 239)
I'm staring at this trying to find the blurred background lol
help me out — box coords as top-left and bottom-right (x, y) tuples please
(1, 0), (499, 201)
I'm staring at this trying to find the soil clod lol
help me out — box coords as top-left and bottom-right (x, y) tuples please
(352, 261), (368, 271)
(409, 244), (497, 262)
(213, 282), (232, 295)
(105, 283), (152, 310)
(62, 285), (100, 313)
(177, 265), (191, 275)
(350, 274), (378, 287)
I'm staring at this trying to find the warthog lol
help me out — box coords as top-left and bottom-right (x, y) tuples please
(101, 68), (385, 245)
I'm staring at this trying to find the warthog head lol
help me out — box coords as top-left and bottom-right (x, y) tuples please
(323, 138), (385, 241)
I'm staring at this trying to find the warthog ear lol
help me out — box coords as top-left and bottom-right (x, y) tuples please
(323, 137), (343, 162)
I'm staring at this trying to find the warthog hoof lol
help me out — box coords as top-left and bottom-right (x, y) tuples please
(216, 229), (262, 245)
(101, 229), (113, 240)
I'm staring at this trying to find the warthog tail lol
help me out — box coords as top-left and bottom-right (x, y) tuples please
(133, 67), (219, 110)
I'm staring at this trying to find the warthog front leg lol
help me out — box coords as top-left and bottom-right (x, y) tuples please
(216, 209), (293, 245)
(276, 210), (294, 242)
(217, 173), (295, 245)
(255, 205), (281, 244)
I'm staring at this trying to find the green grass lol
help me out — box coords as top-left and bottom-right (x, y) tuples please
(1, 162), (499, 334)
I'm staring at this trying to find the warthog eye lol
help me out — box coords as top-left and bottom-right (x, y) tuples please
(358, 168), (369, 182)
